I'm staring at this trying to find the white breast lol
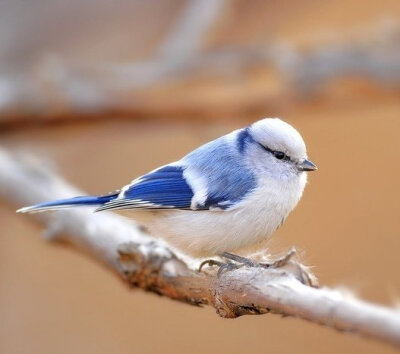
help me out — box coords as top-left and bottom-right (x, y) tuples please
(126, 173), (307, 258)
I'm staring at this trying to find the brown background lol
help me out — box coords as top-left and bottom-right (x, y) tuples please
(1, 1), (400, 353)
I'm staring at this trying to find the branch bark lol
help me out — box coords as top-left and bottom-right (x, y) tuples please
(1, 147), (400, 348)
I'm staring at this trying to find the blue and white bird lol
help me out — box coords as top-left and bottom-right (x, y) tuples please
(18, 118), (317, 258)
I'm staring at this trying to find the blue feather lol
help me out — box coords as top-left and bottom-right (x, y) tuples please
(97, 165), (194, 211)
(185, 135), (256, 210)
(17, 193), (118, 213)
(236, 126), (254, 154)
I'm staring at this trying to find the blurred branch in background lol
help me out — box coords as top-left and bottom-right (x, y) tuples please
(0, 0), (230, 124)
(1, 147), (400, 349)
(1, 2), (400, 126)
(158, 0), (227, 61)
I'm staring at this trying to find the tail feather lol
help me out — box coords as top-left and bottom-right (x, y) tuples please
(17, 193), (119, 213)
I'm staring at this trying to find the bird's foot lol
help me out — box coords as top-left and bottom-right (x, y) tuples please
(222, 247), (296, 270)
(198, 258), (241, 277)
(259, 246), (297, 269)
(199, 247), (297, 277)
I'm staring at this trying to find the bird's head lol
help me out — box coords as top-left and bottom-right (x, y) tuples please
(239, 118), (317, 179)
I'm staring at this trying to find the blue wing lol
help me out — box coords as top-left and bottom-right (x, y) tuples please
(95, 165), (194, 211)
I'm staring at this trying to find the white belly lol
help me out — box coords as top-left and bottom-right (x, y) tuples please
(125, 174), (307, 258)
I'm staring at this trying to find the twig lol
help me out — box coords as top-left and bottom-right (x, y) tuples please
(1, 147), (400, 348)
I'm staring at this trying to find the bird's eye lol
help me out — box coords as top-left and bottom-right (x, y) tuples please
(259, 144), (290, 161)
(273, 151), (287, 160)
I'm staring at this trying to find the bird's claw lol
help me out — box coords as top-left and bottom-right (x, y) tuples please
(199, 247), (297, 277)
(199, 258), (241, 277)
(198, 259), (224, 272)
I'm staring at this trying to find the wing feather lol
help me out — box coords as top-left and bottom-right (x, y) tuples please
(95, 165), (194, 211)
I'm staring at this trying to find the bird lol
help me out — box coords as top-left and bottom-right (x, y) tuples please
(17, 118), (317, 259)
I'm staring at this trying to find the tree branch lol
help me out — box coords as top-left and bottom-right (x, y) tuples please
(3, 21), (400, 126)
(1, 147), (400, 348)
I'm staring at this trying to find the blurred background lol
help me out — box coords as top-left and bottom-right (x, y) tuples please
(1, 0), (400, 353)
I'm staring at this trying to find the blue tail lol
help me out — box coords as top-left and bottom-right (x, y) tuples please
(17, 193), (118, 213)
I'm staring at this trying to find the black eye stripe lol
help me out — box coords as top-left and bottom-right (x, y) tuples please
(259, 143), (273, 154)
(259, 143), (291, 161)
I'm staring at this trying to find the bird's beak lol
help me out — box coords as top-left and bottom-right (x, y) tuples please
(297, 159), (317, 172)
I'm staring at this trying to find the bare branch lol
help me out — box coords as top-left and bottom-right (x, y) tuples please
(1, 147), (400, 348)
(3, 21), (400, 125)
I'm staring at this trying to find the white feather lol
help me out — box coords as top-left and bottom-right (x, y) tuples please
(123, 172), (307, 257)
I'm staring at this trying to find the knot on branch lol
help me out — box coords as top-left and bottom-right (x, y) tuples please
(117, 241), (211, 306)
(279, 260), (319, 288)
(212, 260), (319, 319)
(212, 286), (272, 318)
(118, 241), (176, 291)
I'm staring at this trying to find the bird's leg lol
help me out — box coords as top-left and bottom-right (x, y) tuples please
(199, 252), (258, 277)
(214, 252), (260, 277)
(198, 257), (241, 276)
(221, 248), (297, 268)
(199, 248), (297, 277)
(220, 252), (259, 267)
